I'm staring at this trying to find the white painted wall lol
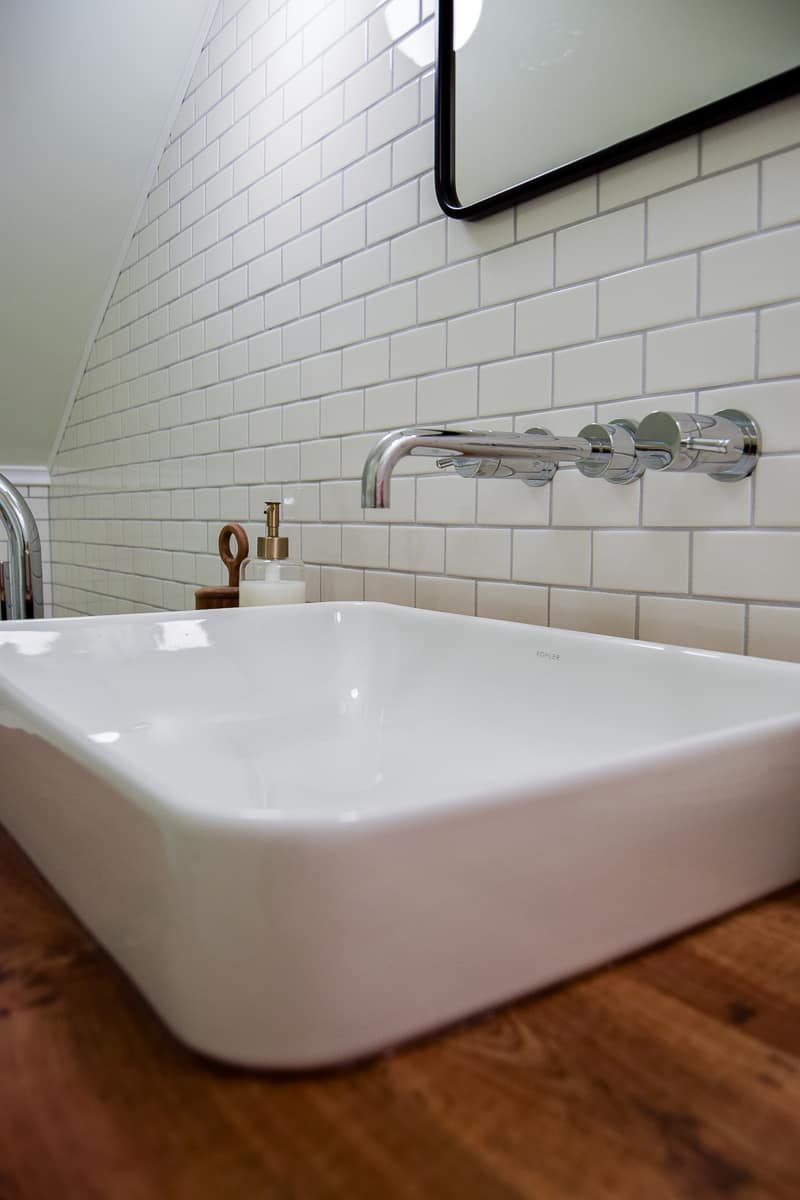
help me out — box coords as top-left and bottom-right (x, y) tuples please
(0, 0), (214, 467)
(49, 0), (800, 661)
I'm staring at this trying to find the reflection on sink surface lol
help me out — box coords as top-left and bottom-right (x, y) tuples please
(1, 602), (799, 1068)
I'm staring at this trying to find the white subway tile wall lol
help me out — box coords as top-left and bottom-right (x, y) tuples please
(49, 0), (800, 662)
(0, 486), (52, 616)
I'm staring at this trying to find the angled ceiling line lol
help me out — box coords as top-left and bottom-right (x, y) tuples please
(48, 0), (222, 476)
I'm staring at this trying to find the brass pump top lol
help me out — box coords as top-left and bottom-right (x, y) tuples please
(257, 501), (288, 560)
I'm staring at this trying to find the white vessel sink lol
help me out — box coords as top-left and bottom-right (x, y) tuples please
(1, 602), (799, 1068)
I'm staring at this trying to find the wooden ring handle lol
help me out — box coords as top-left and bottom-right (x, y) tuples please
(218, 523), (249, 587)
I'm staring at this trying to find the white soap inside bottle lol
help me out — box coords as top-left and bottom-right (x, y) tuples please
(239, 501), (306, 606)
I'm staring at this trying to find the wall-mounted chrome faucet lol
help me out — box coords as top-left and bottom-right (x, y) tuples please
(0, 473), (44, 620)
(360, 410), (760, 508)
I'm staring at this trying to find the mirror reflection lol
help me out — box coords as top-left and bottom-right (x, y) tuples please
(438, 0), (800, 216)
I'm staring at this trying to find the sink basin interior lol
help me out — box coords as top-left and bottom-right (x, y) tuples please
(1, 602), (799, 823)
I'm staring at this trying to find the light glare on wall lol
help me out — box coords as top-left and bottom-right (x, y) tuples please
(454, 0), (483, 51)
(385, 0), (484, 68)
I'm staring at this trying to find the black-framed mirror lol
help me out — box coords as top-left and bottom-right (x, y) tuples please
(435, 1), (800, 220)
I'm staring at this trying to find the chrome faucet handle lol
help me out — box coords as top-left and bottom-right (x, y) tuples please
(634, 409), (760, 481)
(576, 419), (645, 485)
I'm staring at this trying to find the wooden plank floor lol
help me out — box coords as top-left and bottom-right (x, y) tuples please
(1, 827), (798, 1200)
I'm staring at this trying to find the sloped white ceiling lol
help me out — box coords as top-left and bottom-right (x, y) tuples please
(0, 0), (215, 468)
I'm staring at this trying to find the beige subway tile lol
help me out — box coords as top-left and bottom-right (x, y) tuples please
(646, 314), (755, 392)
(647, 166), (757, 257)
(698, 381), (800, 453)
(748, 604), (800, 662)
(446, 526), (511, 580)
(639, 596), (745, 653)
(364, 570), (415, 606)
(599, 256), (696, 336)
(556, 206), (644, 286)
(760, 302), (800, 379)
(416, 574), (475, 615)
(389, 524), (444, 573)
(594, 530), (690, 593)
(754, 456), (800, 527)
(320, 565), (364, 601)
(642, 470), (751, 528)
(476, 581), (548, 625)
(701, 95), (800, 174)
(599, 137), (698, 209)
(694, 531), (800, 601)
(552, 467), (640, 527)
(550, 588), (636, 639)
(513, 529), (591, 586)
(554, 337), (642, 406)
(701, 227), (800, 316)
(762, 146), (800, 228)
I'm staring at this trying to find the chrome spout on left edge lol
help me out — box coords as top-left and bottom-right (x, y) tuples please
(0, 473), (43, 620)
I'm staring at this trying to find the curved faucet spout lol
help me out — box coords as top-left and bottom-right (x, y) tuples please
(0, 473), (44, 620)
(361, 426), (592, 508)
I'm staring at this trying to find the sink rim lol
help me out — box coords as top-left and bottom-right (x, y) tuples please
(2, 601), (800, 833)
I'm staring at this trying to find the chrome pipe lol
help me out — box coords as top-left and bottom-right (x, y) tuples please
(361, 427), (592, 507)
(0, 473), (43, 620)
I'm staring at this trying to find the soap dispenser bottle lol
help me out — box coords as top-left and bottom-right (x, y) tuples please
(239, 502), (306, 606)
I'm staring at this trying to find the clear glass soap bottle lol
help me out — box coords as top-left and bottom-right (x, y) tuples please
(239, 501), (306, 606)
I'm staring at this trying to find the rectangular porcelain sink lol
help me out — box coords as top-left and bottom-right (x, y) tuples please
(1, 602), (799, 1068)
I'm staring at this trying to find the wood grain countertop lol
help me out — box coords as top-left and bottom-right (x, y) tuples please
(1, 825), (798, 1200)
